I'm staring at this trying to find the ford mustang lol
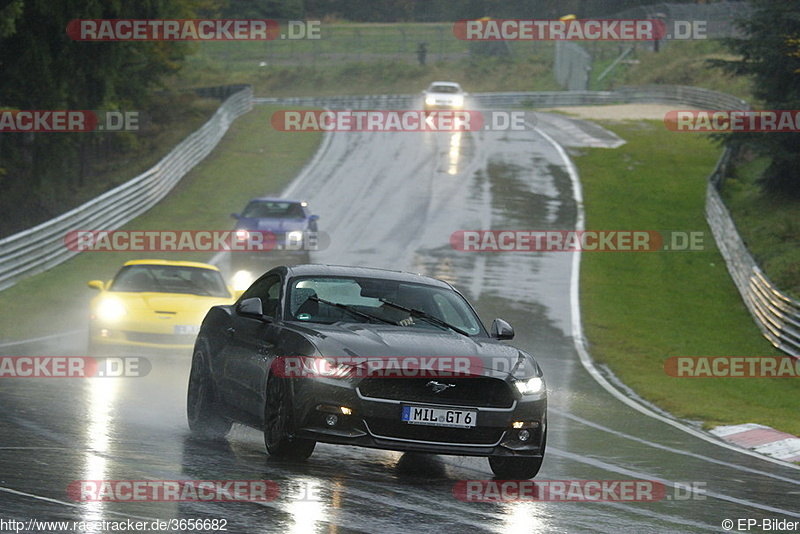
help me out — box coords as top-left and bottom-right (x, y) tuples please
(88, 259), (237, 352)
(187, 264), (547, 479)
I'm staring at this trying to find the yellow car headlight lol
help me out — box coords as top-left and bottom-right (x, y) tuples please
(232, 270), (254, 292)
(97, 298), (127, 321)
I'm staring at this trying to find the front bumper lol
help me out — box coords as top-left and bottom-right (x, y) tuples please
(291, 376), (547, 458)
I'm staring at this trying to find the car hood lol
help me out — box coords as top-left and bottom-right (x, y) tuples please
(295, 323), (537, 378)
(99, 292), (234, 313)
(238, 218), (308, 232)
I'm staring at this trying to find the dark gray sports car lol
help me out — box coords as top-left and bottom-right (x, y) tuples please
(187, 264), (547, 479)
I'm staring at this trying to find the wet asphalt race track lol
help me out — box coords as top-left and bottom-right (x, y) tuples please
(1, 102), (799, 534)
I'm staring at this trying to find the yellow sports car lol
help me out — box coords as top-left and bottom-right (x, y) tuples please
(88, 259), (238, 352)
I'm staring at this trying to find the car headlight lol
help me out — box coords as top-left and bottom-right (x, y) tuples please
(232, 270), (254, 292)
(286, 230), (304, 243)
(513, 376), (545, 396)
(96, 298), (127, 321)
(235, 229), (250, 241)
(425, 95), (436, 106)
(302, 357), (356, 379)
(452, 95), (464, 107)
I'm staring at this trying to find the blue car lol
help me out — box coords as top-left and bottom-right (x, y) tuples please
(231, 197), (319, 254)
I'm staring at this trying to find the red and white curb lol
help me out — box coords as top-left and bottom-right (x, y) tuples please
(710, 424), (800, 463)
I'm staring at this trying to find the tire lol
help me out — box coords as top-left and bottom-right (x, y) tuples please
(488, 455), (544, 480)
(187, 340), (231, 439)
(488, 431), (546, 479)
(263, 373), (316, 459)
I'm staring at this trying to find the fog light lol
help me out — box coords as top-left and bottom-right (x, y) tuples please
(316, 404), (353, 415)
(518, 429), (531, 442)
(325, 414), (338, 427)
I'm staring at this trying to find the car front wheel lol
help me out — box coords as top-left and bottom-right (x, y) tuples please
(488, 432), (546, 479)
(187, 340), (231, 439)
(488, 455), (544, 480)
(263, 373), (316, 459)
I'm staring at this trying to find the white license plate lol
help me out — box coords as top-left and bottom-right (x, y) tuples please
(401, 405), (476, 428)
(173, 325), (200, 335)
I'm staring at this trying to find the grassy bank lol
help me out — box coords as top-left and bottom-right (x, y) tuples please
(0, 105), (321, 343)
(720, 157), (800, 300)
(574, 120), (799, 436)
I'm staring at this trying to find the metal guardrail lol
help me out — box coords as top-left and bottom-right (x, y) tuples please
(706, 151), (800, 359)
(0, 85), (253, 291)
(3, 84), (797, 357)
(254, 85), (751, 110)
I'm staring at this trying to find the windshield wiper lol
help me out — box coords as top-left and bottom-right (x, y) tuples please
(308, 296), (399, 325)
(378, 298), (471, 337)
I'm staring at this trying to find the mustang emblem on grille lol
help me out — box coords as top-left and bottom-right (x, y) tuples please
(426, 381), (455, 394)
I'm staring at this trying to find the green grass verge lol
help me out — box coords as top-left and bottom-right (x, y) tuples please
(721, 157), (800, 300)
(172, 23), (559, 96)
(0, 105), (321, 343)
(575, 120), (800, 436)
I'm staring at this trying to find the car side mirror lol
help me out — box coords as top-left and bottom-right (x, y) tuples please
(490, 318), (514, 340)
(238, 297), (269, 321)
(88, 280), (104, 290)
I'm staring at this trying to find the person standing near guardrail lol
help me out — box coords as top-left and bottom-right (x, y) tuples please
(417, 42), (427, 66)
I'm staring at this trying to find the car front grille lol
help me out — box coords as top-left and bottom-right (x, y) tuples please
(366, 418), (504, 445)
(357, 376), (515, 408)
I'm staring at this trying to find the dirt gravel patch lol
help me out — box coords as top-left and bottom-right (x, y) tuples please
(541, 103), (692, 121)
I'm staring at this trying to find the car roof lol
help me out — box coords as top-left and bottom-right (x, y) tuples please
(247, 197), (307, 204)
(428, 81), (462, 89)
(122, 259), (221, 271)
(281, 264), (453, 289)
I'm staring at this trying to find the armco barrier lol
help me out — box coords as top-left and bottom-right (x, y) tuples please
(705, 150), (800, 358)
(0, 85), (253, 291)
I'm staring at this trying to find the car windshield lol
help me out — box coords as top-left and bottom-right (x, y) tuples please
(429, 84), (460, 93)
(109, 265), (230, 297)
(287, 276), (484, 336)
(242, 201), (305, 219)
